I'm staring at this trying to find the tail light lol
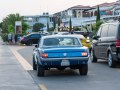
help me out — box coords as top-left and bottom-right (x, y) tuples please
(116, 39), (120, 47)
(41, 53), (48, 58)
(82, 52), (88, 56)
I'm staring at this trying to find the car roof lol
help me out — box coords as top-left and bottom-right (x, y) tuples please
(42, 34), (85, 39)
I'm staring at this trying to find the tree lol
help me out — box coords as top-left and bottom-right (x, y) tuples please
(53, 17), (56, 30)
(33, 23), (44, 32)
(96, 5), (100, 23)
(8, 25), (14, 33)
(69, 17), (72, 32)
(58, 17), (61, 31)
(1, 13), (24, 33)
(22, 22), (29, 34)
(47, 20), (49, 31)
(94, 5), (102, 34)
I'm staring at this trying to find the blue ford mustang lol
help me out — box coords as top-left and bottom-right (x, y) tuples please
(33, 35), (89, 76)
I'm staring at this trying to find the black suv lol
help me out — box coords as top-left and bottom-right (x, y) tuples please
(20, 33), (44, 46)
(90, 22), (120, 67)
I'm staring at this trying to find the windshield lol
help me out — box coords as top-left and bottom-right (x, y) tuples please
(42, 37), (81, 47)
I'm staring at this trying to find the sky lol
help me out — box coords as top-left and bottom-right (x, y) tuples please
(0, 0), (117, 21)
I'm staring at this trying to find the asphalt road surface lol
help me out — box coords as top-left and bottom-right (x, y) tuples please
(18, 46), (120, 90)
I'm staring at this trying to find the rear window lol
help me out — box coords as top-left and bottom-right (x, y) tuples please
(42, 37), (81, 47)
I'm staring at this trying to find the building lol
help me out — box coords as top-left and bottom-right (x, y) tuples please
(23, 12), (53, 33)
(53, 0), (120, 31)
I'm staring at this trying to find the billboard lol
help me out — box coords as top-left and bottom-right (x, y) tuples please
(15, 21), (22, 34)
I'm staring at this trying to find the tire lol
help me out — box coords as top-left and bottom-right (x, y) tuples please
(90, 50), (97, 63)
(33, 57), (37, 70)
(37, 64), (45, 77)
(79, 64), (88, 75)
(108, 52), (116, 68)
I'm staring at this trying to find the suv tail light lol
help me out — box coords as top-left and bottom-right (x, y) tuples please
(116, 39), (120, 47)
(82, 52), (88, 56)
(41, 53), (48, 58)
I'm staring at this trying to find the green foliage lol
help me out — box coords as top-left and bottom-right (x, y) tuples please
(53, 17), (56, 29)
(93, 21), (103, 34)
(1, 13), (23, 33)
(22, 22), (29, 34)
(47, 21), (49, 31)
(69, 17), (72, 32)
(1, 33), (8, 42)
(8, 25), (14, 33)
(48, 27), (54, 32)
(33, 23), (44, 32)
(96, 5), (100, 23)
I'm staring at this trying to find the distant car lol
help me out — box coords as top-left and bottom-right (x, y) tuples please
(72, 34), (91, 49)
(20, 33), (44, 46)
(33, 35), (89, 77)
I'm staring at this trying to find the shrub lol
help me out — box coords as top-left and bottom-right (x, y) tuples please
(1, 33), (8, 42)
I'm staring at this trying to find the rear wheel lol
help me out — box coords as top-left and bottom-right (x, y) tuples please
(90, 50), (97, 63)
(33, 57), (37, 70)
(108, 52), (116, 68)
(37, 63), (45, 77)
(79, 64), (88, 75)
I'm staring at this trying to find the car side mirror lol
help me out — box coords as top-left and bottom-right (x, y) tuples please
(93, 36), (100, 40)
(35, 44), (38, 48)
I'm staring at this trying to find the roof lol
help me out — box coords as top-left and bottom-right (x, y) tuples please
(68, 5), (92, 10)
(92, 2), (116, 8)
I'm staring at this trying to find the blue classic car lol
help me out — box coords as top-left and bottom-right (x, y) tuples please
(33, 35), (89, 76)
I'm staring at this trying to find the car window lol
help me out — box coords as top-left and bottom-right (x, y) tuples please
(108, 24), (117, 37)
(42, 37), (81, 46)
(100, 25), (109, 37)
(30, 34), (40, 38)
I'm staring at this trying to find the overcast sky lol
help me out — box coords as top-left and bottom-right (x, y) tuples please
(0, 0), (117, 21)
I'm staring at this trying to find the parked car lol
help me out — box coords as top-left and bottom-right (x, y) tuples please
(20, 33), (44, 46)
(33, 35), (89, 76)
(90, 22), (120, 67)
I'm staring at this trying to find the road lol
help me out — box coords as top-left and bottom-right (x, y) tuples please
(16, 46), (120, 90)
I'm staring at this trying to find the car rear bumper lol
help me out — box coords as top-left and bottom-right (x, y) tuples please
(39, 57), (89, 67)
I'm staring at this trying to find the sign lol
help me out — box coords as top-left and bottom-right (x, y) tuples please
(15, 21), (22, 34)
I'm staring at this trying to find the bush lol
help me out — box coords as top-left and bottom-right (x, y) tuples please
(1, 33), (8, 42)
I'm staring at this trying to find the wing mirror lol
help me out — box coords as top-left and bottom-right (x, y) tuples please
(35, 44), (38, 48)
(93, 36), (100, 40)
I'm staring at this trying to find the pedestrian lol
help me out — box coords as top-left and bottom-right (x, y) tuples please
(8, 33), (12, 45)
(15, 34), (18, 45)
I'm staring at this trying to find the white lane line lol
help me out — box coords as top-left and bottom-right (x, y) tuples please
(9, 46), (32, 70)
(39, 84), (48, 90)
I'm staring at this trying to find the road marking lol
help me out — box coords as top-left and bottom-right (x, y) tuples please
(39, 84), (48, 90)
(9, 46), (32, 70)
(9, 46), (48, 90)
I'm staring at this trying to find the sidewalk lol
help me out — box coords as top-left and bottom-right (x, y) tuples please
(0, 37), (40, 90)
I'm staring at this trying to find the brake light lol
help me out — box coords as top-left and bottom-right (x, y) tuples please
(41, 53), (48, 58)
(116, 39), (120, 47)
(82, 52), (88, 56)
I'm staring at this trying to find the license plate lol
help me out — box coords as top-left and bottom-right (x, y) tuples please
(61, 60), (70, 66)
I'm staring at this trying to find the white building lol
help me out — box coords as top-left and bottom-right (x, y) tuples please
(23, 13), (53, 33)
(53, 0), (120, 30)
